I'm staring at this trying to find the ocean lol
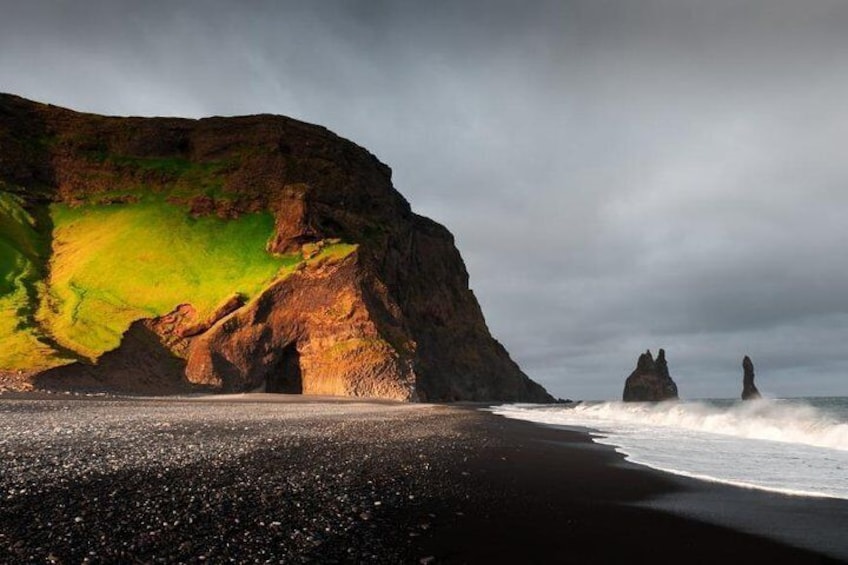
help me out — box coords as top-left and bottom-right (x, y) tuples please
(492, 397), (848, 500)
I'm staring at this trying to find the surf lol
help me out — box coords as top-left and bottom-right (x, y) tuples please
(493, 397), (848, 500)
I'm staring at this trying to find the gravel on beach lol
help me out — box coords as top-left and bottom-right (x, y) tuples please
(0, 396), (481, 563)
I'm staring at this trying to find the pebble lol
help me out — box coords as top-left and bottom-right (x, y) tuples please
(0, 397), (481, 563)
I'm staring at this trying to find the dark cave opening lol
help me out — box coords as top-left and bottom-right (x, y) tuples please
(266, 343), (303, 394)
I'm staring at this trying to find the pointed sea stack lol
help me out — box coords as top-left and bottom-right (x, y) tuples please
(622, 348), (679, 402)
(741, 355), (762, 400)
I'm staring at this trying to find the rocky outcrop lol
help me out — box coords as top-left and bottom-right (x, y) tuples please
(179, 294), (246, 338)
(184, 251), (418, 399)
(741, 355), (761, 400)
(622, 349), (679, 402)
(0, 93), (552, 402)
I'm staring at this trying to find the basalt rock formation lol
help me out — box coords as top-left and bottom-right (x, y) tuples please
(741, 355), (762, 400)
(0, 93), (552, 402)
(622, 348), (679, 402)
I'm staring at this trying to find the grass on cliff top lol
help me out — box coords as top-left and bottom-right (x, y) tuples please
(0, 192), (66, 370)
(39, 198), (294, 360)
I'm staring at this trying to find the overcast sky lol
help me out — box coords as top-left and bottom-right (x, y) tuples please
(2, 0), (847, 400)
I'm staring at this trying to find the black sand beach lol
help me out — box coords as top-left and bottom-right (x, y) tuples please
(0, 395), (845, 564)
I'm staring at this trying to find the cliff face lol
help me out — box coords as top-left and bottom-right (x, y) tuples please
(0, 94), (551, 402)
(622, 349), (679, 402)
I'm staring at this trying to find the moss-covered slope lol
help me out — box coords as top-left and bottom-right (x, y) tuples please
(0, 191), (60, 370)
(1, 189), (353, 371)
(44, 200), (294, 360)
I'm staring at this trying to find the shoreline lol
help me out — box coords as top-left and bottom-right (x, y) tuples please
(0, 395), (845, 563)
(438, 407), (847, 563)
(483, 410), (848, 563)
(497, 413), (848, 501)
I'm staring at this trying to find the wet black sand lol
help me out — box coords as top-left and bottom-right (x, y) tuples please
(0, 394), (845, 563)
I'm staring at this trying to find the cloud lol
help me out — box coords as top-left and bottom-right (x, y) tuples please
(2, 0), (847, 399)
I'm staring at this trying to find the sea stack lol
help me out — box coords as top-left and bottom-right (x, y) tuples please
(622, 348), (679, 402)
(741, 355), (762, 400)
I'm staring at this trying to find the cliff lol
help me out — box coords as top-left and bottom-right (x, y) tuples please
(622, 349), (679, 402)
(0, 93), (552, 402)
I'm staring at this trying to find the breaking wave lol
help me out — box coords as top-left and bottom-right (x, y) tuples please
(562, 398), (847, 451)
(492, 397), (848, 499)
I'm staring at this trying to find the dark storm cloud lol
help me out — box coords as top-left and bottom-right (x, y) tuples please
(2, 0), (848, 399)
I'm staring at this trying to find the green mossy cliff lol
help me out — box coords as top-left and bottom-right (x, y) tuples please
(0, 93), (552, 402)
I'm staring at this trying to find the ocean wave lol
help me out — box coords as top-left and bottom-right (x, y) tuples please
(492, 398), (848, 499)
(496, 398), (848, 452)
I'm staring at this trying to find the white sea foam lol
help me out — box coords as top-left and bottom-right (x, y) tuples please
(492, 398), (848, 500)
